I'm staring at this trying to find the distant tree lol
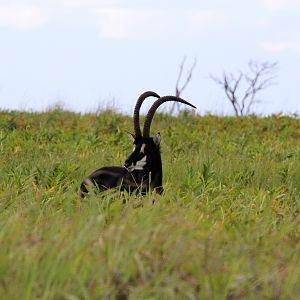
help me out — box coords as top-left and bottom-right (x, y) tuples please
(170, 56), (197, 114)
(211, 61), (278, 116)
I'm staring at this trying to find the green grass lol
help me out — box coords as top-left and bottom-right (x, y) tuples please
(1, 109), (300, 299)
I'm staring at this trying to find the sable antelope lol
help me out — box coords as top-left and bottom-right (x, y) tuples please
(79, 91), (196, 198)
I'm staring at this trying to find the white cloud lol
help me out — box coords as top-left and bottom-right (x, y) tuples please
(0, 0), (121, 11)
(189, 10), (227, 29)
(0, 2), (227, 37)
(261, 0), (300, 12)
(0, 5), (47, 30)
(95, 8), (227, 40)
(261, 41), (300, 55)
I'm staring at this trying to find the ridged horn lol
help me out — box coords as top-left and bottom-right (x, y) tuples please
(143, 96), (197, 137)
(133, 91), (160, 137)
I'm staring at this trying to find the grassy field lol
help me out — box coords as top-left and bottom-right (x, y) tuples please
(1, 109), (300, 299)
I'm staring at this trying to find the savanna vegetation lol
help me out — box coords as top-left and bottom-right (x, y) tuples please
(1, 109), (300, 299)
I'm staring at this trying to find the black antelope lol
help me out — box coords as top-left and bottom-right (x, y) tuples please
(79, 91), (196, 198)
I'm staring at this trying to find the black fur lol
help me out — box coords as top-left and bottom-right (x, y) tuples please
(79, 136), (163, 198)
(79, 93), (196, 199)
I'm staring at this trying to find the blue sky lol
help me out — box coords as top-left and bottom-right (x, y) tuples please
(0, 0), (299, 115)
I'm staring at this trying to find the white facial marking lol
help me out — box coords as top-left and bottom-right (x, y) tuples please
(127, 155), (147, 172)
(135, 155), (147, 170)
(140, 143), (146, 154)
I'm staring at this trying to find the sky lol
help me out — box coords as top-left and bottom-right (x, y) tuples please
(0, 0), (299, 115)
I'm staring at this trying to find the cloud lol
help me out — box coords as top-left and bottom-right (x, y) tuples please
(95, 8), (227, 40)
(0, 5), (47, 30)
(261, 41), (300, 55)
(261, 0), (300, 12)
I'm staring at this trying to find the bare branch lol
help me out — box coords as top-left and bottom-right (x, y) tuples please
(211, 60), (278, 116)
(176, 57), (197, 97)
(171, 56), (197, 114)
(175, 56), (186, 97)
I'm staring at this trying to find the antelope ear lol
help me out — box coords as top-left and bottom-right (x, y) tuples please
(153, 132), (161, 146)
(126, 131), (135, 142)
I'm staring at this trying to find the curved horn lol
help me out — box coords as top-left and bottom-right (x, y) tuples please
(133, 91), (160, 137)
(143, 96), (197, 137)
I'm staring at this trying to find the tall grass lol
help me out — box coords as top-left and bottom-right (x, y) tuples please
(1, 109), (300, 299)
